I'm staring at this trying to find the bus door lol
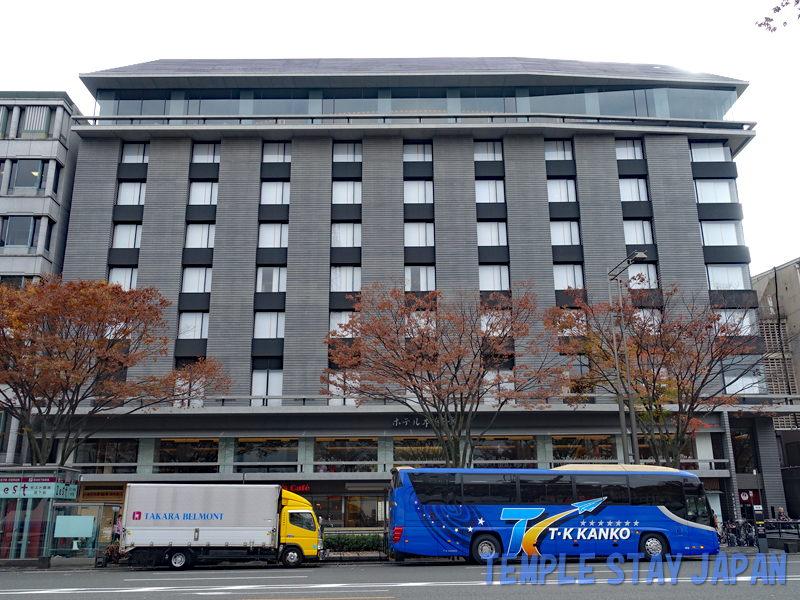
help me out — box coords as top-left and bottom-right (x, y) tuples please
(684, 479), (714, 551)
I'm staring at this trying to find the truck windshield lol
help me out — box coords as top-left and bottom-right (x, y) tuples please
(289, 512), (317, 532)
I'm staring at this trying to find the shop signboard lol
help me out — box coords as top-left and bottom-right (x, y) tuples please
(0, 476), (78, 500)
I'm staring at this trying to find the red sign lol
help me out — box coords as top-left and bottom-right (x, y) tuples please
(281, 484), (311, 493)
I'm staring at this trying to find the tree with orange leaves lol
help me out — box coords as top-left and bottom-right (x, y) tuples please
(546, 285), (762, 468)
(0, 277), (229, 466)
(322, 282), (563, 468)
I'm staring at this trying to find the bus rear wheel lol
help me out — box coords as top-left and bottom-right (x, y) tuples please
(470, 533), (501, 565)
(640, 533), (669, 560)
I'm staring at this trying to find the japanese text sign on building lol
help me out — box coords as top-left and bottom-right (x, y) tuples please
(0, 477), (78, 500)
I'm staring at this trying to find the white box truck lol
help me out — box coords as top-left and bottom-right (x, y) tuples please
(120, 484), (324, 569)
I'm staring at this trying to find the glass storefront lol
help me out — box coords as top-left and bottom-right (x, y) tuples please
(50, 503), (120, 559)
(393, 437), (444, 467)
(235, 438), (298, 473)
(472, 437), (537, 468)
(309, 494), (385, 528)
(314, 438), (377, 472)
(154, 438), (219, 473)
(552, 435), (617, 462)
(73, 439), (139, 474)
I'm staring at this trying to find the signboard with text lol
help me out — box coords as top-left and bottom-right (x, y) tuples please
(0, 477), (78, 500)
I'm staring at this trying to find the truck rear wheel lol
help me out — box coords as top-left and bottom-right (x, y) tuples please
(281, 546), (304, 568)
(167, 548), (193, 570)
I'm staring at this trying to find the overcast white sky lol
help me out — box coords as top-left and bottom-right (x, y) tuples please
(5, 0), (797, 275)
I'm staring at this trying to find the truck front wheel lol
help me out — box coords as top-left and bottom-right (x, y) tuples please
(281, 546), (304, 568)
(167, 548), (193, 570)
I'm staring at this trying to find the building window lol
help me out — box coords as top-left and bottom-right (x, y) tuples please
(330, 311), (355, 333)
(234, 438), (298, 472)
(332, 181), (362, 204)
(333, 143), (362, 162)
(251, 369), (283, 396)
(544, 140), (573, 161)
(182, 267), (212, 293)
(714, 309), (756, 335)
(263, 142), (291, 163)
(254, 312), (285, 338)
(472, 437), (536, 467)
(553, 264), (583, 289)
(475, 180), (505, 203)
(185, 224), (215, 248)
(112, 224), (142, 249)
(257, 267), (287, 292)
(10, 159), (47, 190)
(19, 106), (51, 135)
(331, 223), (362, 247)
(619, 178), (648, 202)
(154, 439), (218, 473)
(550, 221), (581, 245)
(189, 182), (218, 205)
(552, 435), (616, 461)
(628, 263), (658, 289)
(623, 220), (653, 245)
(192, 143), (221, 163)
(725, 371), (762, 396)
(615, 139), (643, 160)
(405, 266), (436, 292)
(393, 437), (444, 466)
(44, 220), (54, 252)
(707, 265), (747, 290)
(404, 222), (434, 247)
(331, 266), (361, 292)
(0, 216), (39, 248)
(178, 312), (209, 339)
(403, 143), (432, 162)
(314, 438), (377, 473)
(474, 141), (503, 161)
(259, 223), (289, 248)
(118, 182), (147, 205)
(731, 429), (758, 472)
(121, 143), (149, 163)
(74, 439), (139, 474)
(547, 179), (576, 203)
(695, 180), (735, 203)
(404, 180), (433, 204)
(477, 222), (508, 246)
(690, 142), (731, 162)
(261, 181), (290, 205)
(701, 221), (739, 246)
(108, 267), (138, 291)
(479, 265), (510, 291)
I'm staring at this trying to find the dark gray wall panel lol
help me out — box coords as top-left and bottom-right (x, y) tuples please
(62, 138), (122, 281)
(361, 137), (403, 285)
(129, 138), (191, 379)
(206, 138), (261, 395)
(755, 416), (787, 518)
(282, 137), (332, 397)
(645, 135), (708, 294)
(574, 135), (627, 302)
(433, 136), (479, 298)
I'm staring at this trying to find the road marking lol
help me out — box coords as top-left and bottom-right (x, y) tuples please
(125, 576), (308, 582)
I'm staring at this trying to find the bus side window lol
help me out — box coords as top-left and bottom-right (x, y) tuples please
(408, 472), (456, 505)
(520, 475), (572, 505)
(629, 475), (686, 518)
(460, 473), (518, 505)
(575, 475), (629, 504)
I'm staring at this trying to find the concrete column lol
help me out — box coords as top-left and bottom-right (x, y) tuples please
(137, 439), (155, 474)
(695, 432), (714, 470)
(51, 107), (65, 141)
(0, 159), (11, 194)
(377, 436), (393, 472)
(720, 411), (741, 520)
(44, 159), (57, 197)
(35, 217), (48, 255)
(8, 106), (20, 138)
(537, 435), (553, 469)
(5, 417), (19, 463)
(218, 438), (235, 473)
(615, 435), (626, 463)
(755, 416), (787, 519)
(299, 437), (314, 473)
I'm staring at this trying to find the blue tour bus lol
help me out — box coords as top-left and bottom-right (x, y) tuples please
(389, 465), (718, 562)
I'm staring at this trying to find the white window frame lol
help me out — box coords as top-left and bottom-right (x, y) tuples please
(544, 140), (573, 161)
(112, 224), (142, 249)
(701, 221), (739, 246)
(474, 141), (503, 161)
(178, 312), (209, 339)
(475, 179), (505, 204)
(259, 223), (289, 248)
(331, 223), (362, 247)
(121, 143), (149, 164)
(117, 182), (146, 206)
(707, 265), (747, 290)
(714, 309), (756, 336)
(405, 266), (436, 292)
(547, 179), (576, 203)
(330, 311), (355, 333)
(189, 181), (218, 206)
(615, 140), (643, 160)
(695, 180), (735, 204)
(185, 224), (216, 248)
(403, 143), (432, 162)
(690, 142), (731, 162)
(192, 143), (221, 163)
(479, 265), (510, 291)
(263, 142), (291, 163)
(333, 143), (362, 163)
(404, 180), (433, 204)
(182, 267), (212, 293)
(254, 312), (286, 338)
(404, 222), (435, 247)
(251, 369), (283, 397)
(332, 181), (362, 205)
(627, 263), (658, 289)
(619, 178), (648, 202)
(550, 221), (581, 246)
(108, 267), (137, 291)
(256, 267), (287, 293)
(477, 222), (508, 246)
(331, 266), (362, 292)
(260, 181), (290, 205)
(624, 220), (654, 245)
(553, 264), (584, 290)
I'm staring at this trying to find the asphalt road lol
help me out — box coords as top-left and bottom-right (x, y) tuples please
(0, 555), (799, 599)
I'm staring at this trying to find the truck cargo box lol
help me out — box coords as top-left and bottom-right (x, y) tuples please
(122, 484), (280, 551)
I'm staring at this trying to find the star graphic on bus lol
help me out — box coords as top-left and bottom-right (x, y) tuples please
(478, 518), (485, 525)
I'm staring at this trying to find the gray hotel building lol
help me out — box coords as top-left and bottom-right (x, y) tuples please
(55, 58), (793, 524)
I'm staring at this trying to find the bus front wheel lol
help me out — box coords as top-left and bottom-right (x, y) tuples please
(640, 533), (669, 560)
(470, 533), (501, 565)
